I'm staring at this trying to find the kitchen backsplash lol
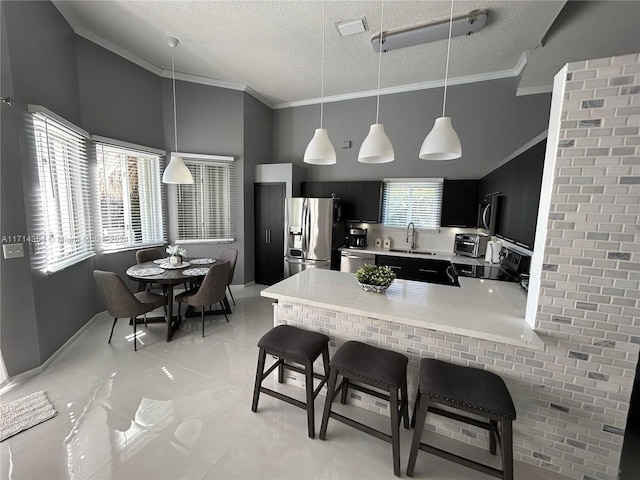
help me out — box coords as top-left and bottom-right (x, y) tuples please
(351, 224), (480, 252)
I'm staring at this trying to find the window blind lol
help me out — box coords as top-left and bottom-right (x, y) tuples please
(175, 158), (235, 242)
(94, 142), (165, 252)
(31, 111), (93, 273)
(381, 178), (444, 229)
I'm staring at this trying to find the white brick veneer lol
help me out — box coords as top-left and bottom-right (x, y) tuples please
(272, 53), (639, 480)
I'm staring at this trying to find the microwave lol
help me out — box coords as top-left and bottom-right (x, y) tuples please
(454, 233), (489, 258)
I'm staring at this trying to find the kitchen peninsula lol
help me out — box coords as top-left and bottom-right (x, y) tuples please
(261, 268), (543, 349)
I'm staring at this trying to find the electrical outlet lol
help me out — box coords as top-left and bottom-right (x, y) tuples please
(3, 243), (24, 259)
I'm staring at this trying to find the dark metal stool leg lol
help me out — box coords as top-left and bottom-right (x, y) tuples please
(251, 347), (267, 412)
(389, 388), (401, 476)
(108, 317), (118, 343)
(319, 367), (339, 440)
(501, 419), (514, 480)
(277, 357), (285, 383)
(305, 360), (315, 438)
(340, 378), (350, 404)
(407, 392), (429, 477)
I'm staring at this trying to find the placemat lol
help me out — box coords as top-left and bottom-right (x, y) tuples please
(190, 258), (216, 265)
(130, 267), (164, 276)
(183, 267), (210, 276)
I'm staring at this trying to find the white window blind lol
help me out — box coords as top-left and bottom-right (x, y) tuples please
(174, 156), (235, 243)
(94, 142), (165, 252)
(31, 110), (93, 273)
(381, 178), (444, 229)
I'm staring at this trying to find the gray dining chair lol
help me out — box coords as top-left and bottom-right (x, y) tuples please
(93, 270), (167, 351)
(217, 247), (238, 306)
(136, 247), (164, 264)
(176, 261), (231, 337)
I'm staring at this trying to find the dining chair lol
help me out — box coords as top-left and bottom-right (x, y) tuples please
(136, 247), (164, 264)
(93, 270), (167, 351)
(176, 261), (231, 337)
(217, 247), (238, 306)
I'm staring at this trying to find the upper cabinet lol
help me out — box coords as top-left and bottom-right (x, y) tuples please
(440, 180), (479, 227)
(302, 181), (382, 223)
(478, 138), (546, 250)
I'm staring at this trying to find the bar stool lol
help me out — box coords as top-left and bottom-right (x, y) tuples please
(319, 341), (409, 477)
(407, 358), (516, 480)
(251, 325), (330, 438)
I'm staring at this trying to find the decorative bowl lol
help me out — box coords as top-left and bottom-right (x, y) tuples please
(358, 282), (390, 294)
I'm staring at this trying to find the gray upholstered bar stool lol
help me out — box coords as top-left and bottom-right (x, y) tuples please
(251, 325), (330, 438)
(407, 358), (516, 480)
(319, 341), (409, 477)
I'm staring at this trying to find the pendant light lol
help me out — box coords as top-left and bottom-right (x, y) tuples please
(303, 1), (336, 165)
(358, 0), (394, 164)
(162, 36), (194, 184)
(419, 0), (462, 160)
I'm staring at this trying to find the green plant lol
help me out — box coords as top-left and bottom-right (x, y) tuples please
(356, 264), (396, 287)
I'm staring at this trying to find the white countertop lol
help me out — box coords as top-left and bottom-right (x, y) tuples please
(261, 269), (543, 349)
(339, 246), (487, 265)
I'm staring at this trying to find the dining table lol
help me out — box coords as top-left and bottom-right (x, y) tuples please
(126, 257), (230, 342)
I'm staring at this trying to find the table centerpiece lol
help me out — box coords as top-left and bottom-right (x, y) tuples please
(166, 244), (187, 267)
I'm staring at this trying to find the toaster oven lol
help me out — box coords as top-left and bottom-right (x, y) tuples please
(454, 233), (489, 258)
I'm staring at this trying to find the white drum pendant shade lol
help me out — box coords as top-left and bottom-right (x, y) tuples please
(162, 155), (194, 184)
(358, 123), (394, 164)
(303, 128), (337, 165)
(419, 117), (462, 160)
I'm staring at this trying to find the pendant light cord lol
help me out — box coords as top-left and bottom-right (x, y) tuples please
(375, 0), (385, 124)
(171, 48), (179, 152)
(320, 0), (326, 128)
(442, 0), (454, 118)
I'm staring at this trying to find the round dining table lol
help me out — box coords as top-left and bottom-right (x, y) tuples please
(126, 257), (228, 342)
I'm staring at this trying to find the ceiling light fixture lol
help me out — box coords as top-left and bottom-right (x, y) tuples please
(303, 0), (336, 166)
(371, 9), (487, 52)
(358, 0), (394, 164)
(419, 0), (462, 161)
(162, 36), (194, 184)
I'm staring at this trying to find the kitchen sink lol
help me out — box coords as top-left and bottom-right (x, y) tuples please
(388, 248), (436, 255)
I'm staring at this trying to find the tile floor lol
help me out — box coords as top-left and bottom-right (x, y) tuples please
(1, 284), (573, 480)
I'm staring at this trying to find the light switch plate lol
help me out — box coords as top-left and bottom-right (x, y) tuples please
(3, 243), (24, 259)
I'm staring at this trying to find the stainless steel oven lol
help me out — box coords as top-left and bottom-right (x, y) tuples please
(454, 233), (489, 258)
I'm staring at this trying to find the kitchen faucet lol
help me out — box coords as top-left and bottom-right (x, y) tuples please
(406, 222), (415, 250)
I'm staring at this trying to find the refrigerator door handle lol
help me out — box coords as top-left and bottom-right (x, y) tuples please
(302, 199), (309, 255)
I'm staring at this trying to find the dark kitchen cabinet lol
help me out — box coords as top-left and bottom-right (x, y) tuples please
(254, 183), (285, 285)
(478, 139), (546, 250)
(302, 181), (382, 223)
(375, 255), (459, 286)
(440, 180), (479, 227)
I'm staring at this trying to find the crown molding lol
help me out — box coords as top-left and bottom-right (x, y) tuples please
(273, 52), (531, 110)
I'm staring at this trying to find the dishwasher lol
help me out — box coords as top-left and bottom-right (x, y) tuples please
(340, 250), (376, 273)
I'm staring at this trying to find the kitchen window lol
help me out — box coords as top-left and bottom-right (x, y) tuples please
(93, 137), (165, 252)
(30, 106), (94, 273)
(171, 154), (235, 243)
(381, 178), (443, 230)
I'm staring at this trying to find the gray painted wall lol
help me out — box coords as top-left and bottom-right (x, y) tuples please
(273, 77), (552, 181)
(243, 93), (273, 282)
(1, 0), (94, 374)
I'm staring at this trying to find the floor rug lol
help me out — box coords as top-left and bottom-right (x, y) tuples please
(1, 391), (57, 441)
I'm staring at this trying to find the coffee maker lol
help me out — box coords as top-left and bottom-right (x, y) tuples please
(346, 228), (367, 249)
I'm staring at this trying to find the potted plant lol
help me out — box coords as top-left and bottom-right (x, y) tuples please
(356, 264), (396, 293)
(166, 244), (187, 266)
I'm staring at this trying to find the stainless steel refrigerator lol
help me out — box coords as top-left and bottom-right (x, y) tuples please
(284, 198), (344, 277)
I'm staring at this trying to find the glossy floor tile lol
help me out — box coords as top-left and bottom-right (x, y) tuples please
(1, 284), (572, 480)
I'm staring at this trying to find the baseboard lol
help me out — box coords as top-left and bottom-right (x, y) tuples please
(0, 312), (104, 394)
(241, 281), (255, 288)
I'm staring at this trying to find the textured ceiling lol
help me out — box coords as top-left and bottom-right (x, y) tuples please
(53, 1), (567, 107)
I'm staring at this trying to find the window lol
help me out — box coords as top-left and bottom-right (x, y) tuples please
(94, 138), (165, 252)
(381, 178), (444, 230)
(172, 154), (235, 243)
(30, 106), (93, 273)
